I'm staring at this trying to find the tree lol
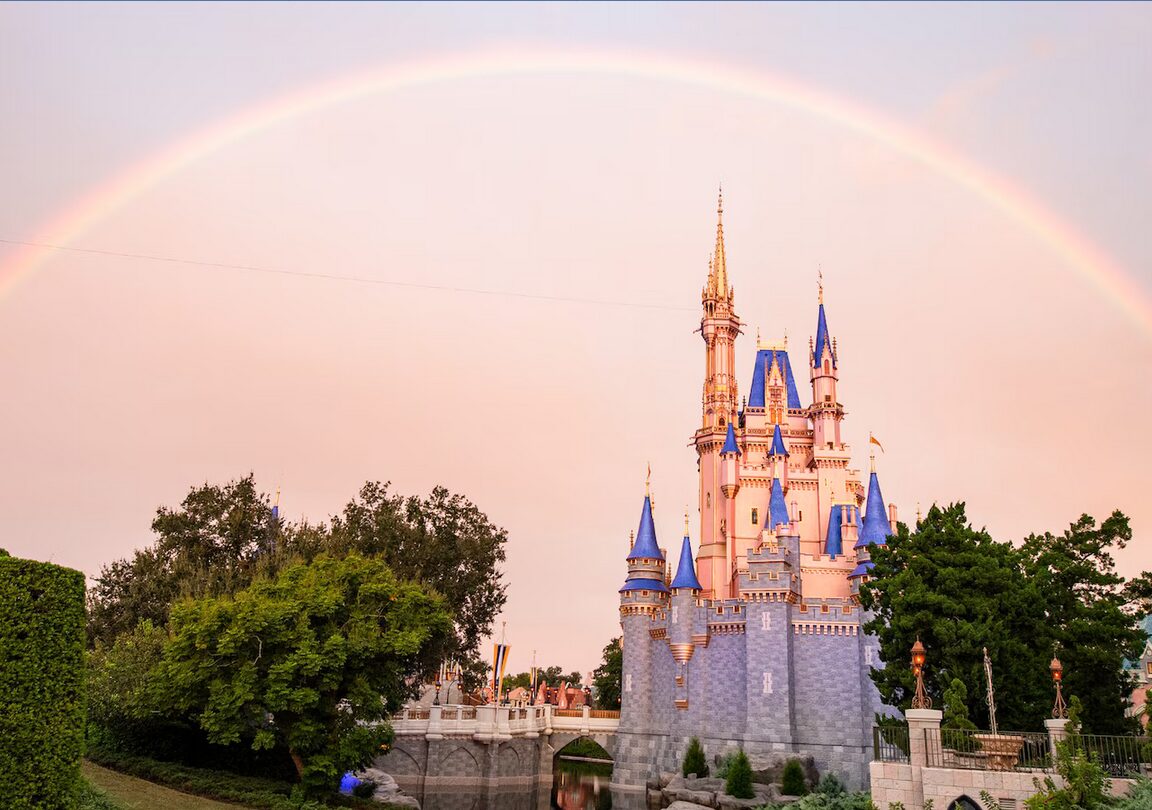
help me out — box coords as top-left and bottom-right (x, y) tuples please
(592, 637), (622, 710)
(941, 678), (977, 731)
(1022, 511), (1143, 734)
(781, 757), (808, 796)
(325, 482), (508, 680)
(1023, 697), (1112, 810)
(86, 620), (169, 748)
(154, 553), (452, 796)
(88, 475), (280, 645)
(682, 737), (708, 777)
(725, 749), (755, 799)
(861, 503), (1051, 730)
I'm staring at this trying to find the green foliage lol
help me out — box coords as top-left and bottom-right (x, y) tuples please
(1023, 512), (1144, 734)
(1112, 777), (1152, 810)
(556, 737), (611, 760)
(942, 678), (978, 731)
(781, 758), (809, 796)
(682, 736), (709, 777)
(592, 637), (622, 710)
(715, 751), (738, 779)
(1024, 697), (1113, 810)
(76, 779), (122, 810)
(0, 555), (87, 809)
(350, 780), (376, 799)
(153, 553), (452, 797)
(725, 749), (755, 799)
(782, 784), (876, 810)
(863, 504), (1057, 730)
(863, 504), (1148, 734)
(86, 620), (170, 749)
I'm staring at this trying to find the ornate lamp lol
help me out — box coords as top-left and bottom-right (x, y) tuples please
(911, 638), (932, 709)
(1050, 655), (1067, 719)
(433, 662), (444, 706)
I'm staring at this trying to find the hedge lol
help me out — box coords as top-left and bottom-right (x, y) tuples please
(0, 555), (87, 808)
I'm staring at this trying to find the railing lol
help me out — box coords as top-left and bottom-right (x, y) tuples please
(589, 709), (621, 719)
(390, 703), (620, 739)
(555, 709), (584, 717)
(926, 728), (1051, 771)
(873, 725), (910, 763)
(1078, 734), (1151, 778)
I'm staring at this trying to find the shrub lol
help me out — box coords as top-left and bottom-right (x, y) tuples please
(351, 780), (376, 799)
(715, 750), (738, 779)
(781, 757), (809, 796)
(77, 778), (123, 810)
(1113, 777), (1152, 810)
(682, 736), (709, 777)
(725, 749), (755, 799)
(817, 773), (846, 796)
(0, 555), (87, 809)
(942, 679), (977, 731)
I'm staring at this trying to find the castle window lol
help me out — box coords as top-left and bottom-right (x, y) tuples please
(824, 395), (831, 403)
(823, 359), (830, 373)
(751, 508), (759, 525)
(1146, 662), (1152, 675)
(716, 607), (724, 616)
(799, 604), (808, 613)
(642, 590), (649, 597)
(706, 493), (711, 509)
(733, 605), (741, 614)
(821, 605), (829, 614)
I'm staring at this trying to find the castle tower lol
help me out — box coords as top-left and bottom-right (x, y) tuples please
(808, 283), (851, 551)
(669, 518), (702, 711)
(696, 189), (742, 600)
(619, 490), (668, 733)
(849, 461), (892, 598)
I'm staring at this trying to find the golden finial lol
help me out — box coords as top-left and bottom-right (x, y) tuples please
(684, 508), (690, 536)
(645, 462), (651, 496)
(275, 486), (281, 508)
(869, 432), (876, 473)
(818, 266), (824, 305)
(784, 329), (788, 349)
(916, 502), (923, 523)
(713, 185), (729, 301)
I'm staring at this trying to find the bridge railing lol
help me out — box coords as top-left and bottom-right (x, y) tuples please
(390, 703), (619, 740)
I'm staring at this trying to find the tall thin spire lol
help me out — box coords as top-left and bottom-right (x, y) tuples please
(713, 185), (729, 301)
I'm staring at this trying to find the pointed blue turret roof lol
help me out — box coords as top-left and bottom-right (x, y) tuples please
(825, 504), (844, 557)
(813, 302), (836, 368)
(768, 477), (790, 530)
(670, 534), (703, 591)
(748, 349), (803, 409)
(768, 423), (789, 457)
(855, 472), (891, 549)
(848, 561), (874, 579)
(627, 495), (664, 560)
(721, 421), (741, 455)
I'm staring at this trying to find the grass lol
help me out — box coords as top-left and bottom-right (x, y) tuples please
(81, 761), (246, 809)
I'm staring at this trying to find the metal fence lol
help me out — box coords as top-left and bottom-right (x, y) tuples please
(873, 725), (910, 763)
(925, 728), (1051, 771)
(1077, 734), (1151, 778)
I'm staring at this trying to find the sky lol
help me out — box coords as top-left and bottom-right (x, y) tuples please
(1, 2), (1150, 676)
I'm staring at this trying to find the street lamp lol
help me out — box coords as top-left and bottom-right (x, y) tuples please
(911, 638), (932, 709)
(1050, 655), (1067, 719)
(433, 662), (444, 706)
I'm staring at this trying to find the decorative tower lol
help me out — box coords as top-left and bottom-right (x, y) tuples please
(849, 457), (892, 598)
(619, 489), (668, 733)
(696, 189), (742, 600)
(809, 280), (850, 551)
(669, 516), (702, 711)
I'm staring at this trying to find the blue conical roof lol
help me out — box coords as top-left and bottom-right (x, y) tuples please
(848, 561), (874, 579)
(769, 477), (790, 530)
(748, 349), (803, 409)
(626, 495), (664, 560)
(721, 421), (741, 455)
(768, 423), (789, 457)
(670, 534), (703, 591)
(813, 303), (836, 369)
(855, 472), (891, 548)
(825, 504), (844, 557)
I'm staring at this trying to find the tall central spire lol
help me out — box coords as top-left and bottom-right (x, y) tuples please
(713, 186), (729, 302)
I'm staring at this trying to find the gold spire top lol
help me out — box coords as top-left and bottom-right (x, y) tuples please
(645, 462), (651, 496)
(818, 266), (824, 305)
(713, 185), (729, 301)
(684, 508), (690, 536)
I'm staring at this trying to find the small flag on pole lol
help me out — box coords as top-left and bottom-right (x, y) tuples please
(492, 621), (510, 703)
(869, 434), (885, 453)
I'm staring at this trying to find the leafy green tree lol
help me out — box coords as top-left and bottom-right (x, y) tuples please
(86, 620), (169, 747)
(324, 482), (508, 681)
(154, 553), (452, 796)
(1024, 697), (1113, 810)
(725, 749), (755, 799)
(942, 678), (977, 731)
(1023, 511), (1143, 734)
(592, 637), (622, 710)
(861, 503), (1050, 730)
(681, 737), (708, 777)
(781, 757), (808, 796)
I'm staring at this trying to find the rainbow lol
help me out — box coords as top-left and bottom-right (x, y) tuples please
(5, 47), (1149, 334)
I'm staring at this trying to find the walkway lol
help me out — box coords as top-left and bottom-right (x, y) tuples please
(81, 761), (245, 810)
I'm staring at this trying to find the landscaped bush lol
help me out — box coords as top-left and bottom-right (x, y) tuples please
(76, 779), (122, 810)
(682, 736), (709, 777)
(0, 555), (87, 809)
(724, 749), (755, 799)
(781, 757), (809, 796)
(785, 774), (874, 810)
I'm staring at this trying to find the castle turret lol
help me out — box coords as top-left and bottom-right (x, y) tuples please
(810, 282), (843, 452)
(620, 490), (668, 732)
(696, 189), (742, 600)
(767, 422), (789, 483)
(849, 464), (892, 597)
(669, 519), (702, 710)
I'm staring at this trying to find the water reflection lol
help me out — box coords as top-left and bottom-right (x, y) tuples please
(552, 758), (613, 810)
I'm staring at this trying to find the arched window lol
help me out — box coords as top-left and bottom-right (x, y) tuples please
(947, 797), (981, 810)
(706, 493), (711, 508)
(824, 359), (830, 373)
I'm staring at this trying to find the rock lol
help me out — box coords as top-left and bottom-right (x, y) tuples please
(751, 767), (773, 785)
(671, 788), (719, 808)
(660, 772), (678, 788)
(695, 777), (726, 794)
(775, 795), (802, 805)
(666, 775), (687, 791)
(353, 768), (420, 808)
(667, 802), (715, 810)
(717, 797), (764, 810)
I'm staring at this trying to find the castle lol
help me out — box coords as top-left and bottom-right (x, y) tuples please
(614, 193), (895, 790)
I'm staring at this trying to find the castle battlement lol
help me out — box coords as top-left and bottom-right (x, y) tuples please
(613, 193), (895, 792)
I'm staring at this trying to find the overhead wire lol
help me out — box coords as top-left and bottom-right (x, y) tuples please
(0, 238), (696, 312)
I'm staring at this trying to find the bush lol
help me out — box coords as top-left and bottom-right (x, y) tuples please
(1113, 777), (1152, 810)
(781, 757), (809, 796)
(725, 749), (755, 799)
(0, 555), (87, 809)
(77, 778), (123, 810)
(682, 737), (709, 777)
(715, 751), (738, 779)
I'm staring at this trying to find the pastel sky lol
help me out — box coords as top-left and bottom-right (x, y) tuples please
(2, 2), (1150, 676)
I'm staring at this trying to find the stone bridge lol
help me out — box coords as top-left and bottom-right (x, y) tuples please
(374, 703), (620, 808)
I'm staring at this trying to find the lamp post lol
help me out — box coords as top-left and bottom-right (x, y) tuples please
(911, 638), (932, 709)
(433, 662), (444, 706)
(1050, 655), (1067, 719)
